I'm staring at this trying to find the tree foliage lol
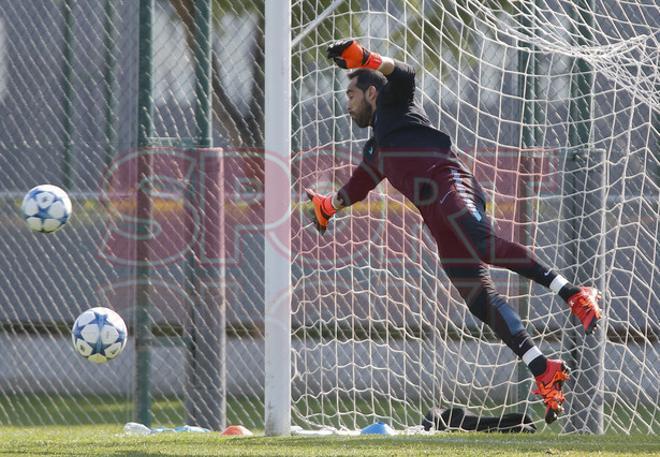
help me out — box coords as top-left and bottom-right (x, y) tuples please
(169, 0), (515, 147)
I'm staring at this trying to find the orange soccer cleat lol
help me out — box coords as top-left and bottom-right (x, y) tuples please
(567, 287), (602, 335)
(534, 359), (571, 424)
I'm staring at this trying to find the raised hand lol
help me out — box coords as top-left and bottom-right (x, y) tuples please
(326, 39), (382, 70)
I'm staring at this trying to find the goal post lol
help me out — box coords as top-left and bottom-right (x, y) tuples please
(264, 0), (292, 437)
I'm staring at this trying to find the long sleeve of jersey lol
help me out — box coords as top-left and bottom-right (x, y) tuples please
(378, 61), (416, 105)
(337, 139), (384, 207)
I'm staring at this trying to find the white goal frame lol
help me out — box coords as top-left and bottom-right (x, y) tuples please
(264, 0), (293, 437)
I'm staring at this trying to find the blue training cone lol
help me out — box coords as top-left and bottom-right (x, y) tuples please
(360, 422), (395, 435)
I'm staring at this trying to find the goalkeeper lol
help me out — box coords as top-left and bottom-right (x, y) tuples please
(306, 40), (603, 424)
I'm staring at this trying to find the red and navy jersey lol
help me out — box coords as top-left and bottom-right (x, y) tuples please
(338, 62), (466, 207)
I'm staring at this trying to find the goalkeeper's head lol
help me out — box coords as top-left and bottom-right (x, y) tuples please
(346, 69), (387, 128)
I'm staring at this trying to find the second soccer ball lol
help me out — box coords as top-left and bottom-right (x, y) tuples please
(71, 307), (128, 364)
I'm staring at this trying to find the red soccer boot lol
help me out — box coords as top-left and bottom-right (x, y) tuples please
(534, 359), (571, 424)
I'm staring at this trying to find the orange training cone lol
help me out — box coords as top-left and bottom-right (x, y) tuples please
(221, 425), (253, 436)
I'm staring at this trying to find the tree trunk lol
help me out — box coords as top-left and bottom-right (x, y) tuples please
(171, 0), (250, 148)
(245, 11), (265, 149)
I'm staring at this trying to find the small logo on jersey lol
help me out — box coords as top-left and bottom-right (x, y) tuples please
(544, 270), (551, 276)
(363, 140), (376, 159)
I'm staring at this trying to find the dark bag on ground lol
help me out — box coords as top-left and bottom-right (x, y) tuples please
(422, 407), (536, 433)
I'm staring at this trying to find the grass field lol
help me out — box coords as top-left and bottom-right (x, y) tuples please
(1, 395), (657, 456)
(0, 425), (659, 457)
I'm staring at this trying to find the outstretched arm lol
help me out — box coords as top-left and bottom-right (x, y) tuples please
(306, 155), (384, 234)
(307, 40), (399, 234)
(335, 154), (384, 208)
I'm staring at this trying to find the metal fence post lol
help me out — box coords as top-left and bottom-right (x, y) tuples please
(135, 0), (154, 427)
(184, 0), (226, 431)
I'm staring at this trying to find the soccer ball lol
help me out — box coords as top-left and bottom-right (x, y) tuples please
(21, 184), (72, 233)
(71, 307), (128, 363)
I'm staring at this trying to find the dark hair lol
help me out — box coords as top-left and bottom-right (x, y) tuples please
(347, 68), (387, 92)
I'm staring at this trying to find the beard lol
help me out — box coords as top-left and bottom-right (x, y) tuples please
(352, 101), (374, 128)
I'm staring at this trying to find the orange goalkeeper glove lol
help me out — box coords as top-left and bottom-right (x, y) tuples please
(305, 188), (337, 234)
(326, 39), (382, 70)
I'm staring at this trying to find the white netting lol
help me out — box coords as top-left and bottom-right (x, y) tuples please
(290, 0), (658, 434)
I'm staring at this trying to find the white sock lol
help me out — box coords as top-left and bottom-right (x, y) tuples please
(549, 275), (568, 294)
(522, 347), (543, 366)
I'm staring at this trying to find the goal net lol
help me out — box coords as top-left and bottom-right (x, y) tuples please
(290, 0), (658, 434)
